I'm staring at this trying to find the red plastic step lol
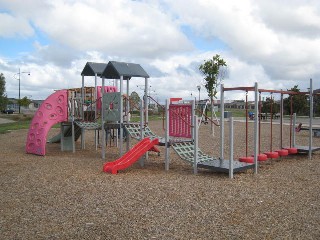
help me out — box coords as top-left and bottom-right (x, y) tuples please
(285, 148), (298, 154)
(249, 154), (268, 161)
(275, 149), (289, 157)
(257, 154), (268, 161)
(239, 156), (254, 163)
(264, 151), (279, 159)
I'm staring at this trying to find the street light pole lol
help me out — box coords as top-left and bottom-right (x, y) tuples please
(14, 68), (31, 114)
(18, 68), (21, 114)
(197, 85), (201, 103)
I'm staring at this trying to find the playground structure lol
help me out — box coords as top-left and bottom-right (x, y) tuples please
(25, 60), (318, 178)
(221, 79), (319, 166)
(163, 98), (254, 178)
(26, 61), (151, 158)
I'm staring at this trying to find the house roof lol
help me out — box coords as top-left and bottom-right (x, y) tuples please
(101, 61), (149, 80)
(81, 62), (107, 76)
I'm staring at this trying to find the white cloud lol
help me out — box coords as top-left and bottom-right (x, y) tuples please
(0, 13), (34, 38)
(163, 0), (320, 85)
(256, 1), (320, 38)
(26, 0), (193, 58)
(1, 0), (320, 103)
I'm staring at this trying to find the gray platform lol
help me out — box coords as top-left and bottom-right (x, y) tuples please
(295, 145), (320, 153)
(197, 159), (255, 173)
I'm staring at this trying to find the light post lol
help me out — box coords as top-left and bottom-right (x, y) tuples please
(197, 85), (201, 116)
(14, 68), (30, 114)
(197, 85), (201, 103)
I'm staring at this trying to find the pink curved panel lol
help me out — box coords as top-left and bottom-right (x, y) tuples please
(25, 90), (68, 156)
(96, 86), (117, 110)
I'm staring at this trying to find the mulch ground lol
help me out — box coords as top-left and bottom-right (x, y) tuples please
(0, 120), (319, 239)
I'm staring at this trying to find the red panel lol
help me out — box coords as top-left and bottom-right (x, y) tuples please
(169, 104), (192, 138)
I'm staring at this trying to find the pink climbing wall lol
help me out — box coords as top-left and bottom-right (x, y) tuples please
(169, 104), (192, 138)
(25, 90), (68, 156)
(96, 86), (117, 110)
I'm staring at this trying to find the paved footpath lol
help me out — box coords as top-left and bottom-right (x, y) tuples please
(233, 117), (320, 128)
(0, 117), (16, 124)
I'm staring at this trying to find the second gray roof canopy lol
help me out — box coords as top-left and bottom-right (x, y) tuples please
(101, 61), (149, 80)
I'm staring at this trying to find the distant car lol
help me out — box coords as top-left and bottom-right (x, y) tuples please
(2, 109), (15, 114)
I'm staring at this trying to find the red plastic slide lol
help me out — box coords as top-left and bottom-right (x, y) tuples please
(103, 137), (159, 174)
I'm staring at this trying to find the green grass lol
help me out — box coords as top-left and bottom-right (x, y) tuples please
(0, 108), (247, 134)
(0, 115), (32, 134)
(130, 108), (248, 122)
(0, 121), (31, 134)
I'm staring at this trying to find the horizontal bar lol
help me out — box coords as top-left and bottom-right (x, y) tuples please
(223, 87), (255, 91)
(223, 86), (310, 95)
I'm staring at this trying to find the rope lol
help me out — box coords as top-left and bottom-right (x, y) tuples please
(195, 108), (220, 126)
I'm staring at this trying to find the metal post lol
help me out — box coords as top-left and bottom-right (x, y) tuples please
(139, 99), (145, 167)
(309, 78), (313, 160)
(191, 100), (195, 139)
(119, 75), (124, 156)
(81, 75), (85, 120)
(15, 68), (30, 114)
(293, 113), (296, 147)
(197, 85), (201, 103)
(60, 123), (64, 151)
(280, 93), (284, 149)
(18, 68), (21, 114)
(94, 73), (98, 150)
(126, 79), (130, 152)
(71, 98), (75, 153)
(229, 117), (234, 179)
(220, 84), (225, 160)
(144, 77), (149, 124)
(165, 99), (170, 171)
(254, 82), (259, 174)
(126, 79), (130, 120)
(101, 77), (106, 159)
(193, 115), (198, 174)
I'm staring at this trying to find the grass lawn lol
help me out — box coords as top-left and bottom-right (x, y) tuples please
(0, 114), (32, 134)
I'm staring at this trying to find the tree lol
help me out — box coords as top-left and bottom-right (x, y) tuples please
(0, 73), (8, 110)
(283, 85), (308, 116)
(18, 96), (32, 108)
(199, 54), (227, 129)
(314, 89), (320, 117)
(261, 97), (279, 114)
(129, 91), (141, 111)
(199, 54), (227, 99)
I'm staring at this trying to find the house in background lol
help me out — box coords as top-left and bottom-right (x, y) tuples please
(5, 98), (43, 114)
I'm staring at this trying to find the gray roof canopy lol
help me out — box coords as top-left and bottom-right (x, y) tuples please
(101, 61), (149, 80)
(81, 62), (107, 76)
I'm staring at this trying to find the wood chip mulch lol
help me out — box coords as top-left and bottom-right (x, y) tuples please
(0, 120), (319, 239)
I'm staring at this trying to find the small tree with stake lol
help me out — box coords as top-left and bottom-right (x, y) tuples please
(199, 54), (227, 129)
(0, 73), (8, 111)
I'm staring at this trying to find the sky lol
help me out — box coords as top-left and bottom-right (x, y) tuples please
(0, 0), (320, 103)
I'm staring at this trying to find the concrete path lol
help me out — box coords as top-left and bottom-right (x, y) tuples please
(231, 117), (320, 128)
(0, 117), (16, 124)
